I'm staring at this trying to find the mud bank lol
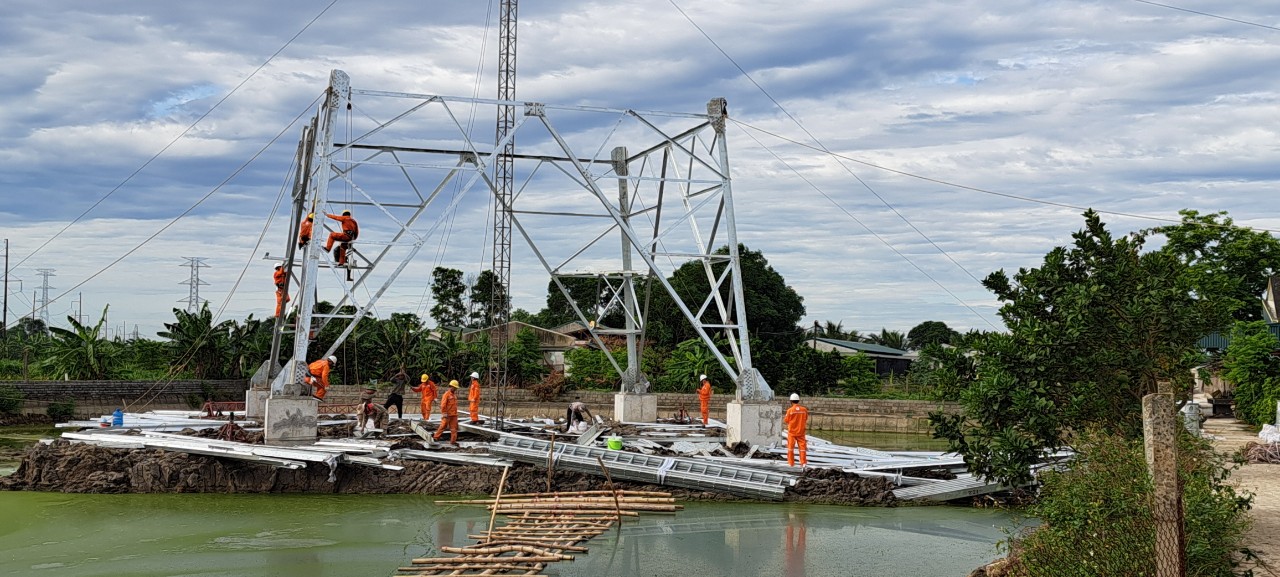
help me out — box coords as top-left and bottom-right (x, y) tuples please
(1, 440), (897, 505)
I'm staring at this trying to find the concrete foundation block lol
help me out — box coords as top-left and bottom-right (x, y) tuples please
(245, 389), (270, 421)
(264, 396), (318, 445)
(727, 400), (784, 447)
(614, 393), (657, 423)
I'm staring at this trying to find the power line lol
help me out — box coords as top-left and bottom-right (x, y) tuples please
(1131, 0), (1280, 33)
(14, 0), (342, 271)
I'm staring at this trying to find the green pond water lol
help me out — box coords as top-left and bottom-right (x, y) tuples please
(0, 492), (1019, 577)
(0, 428), (1021, 576)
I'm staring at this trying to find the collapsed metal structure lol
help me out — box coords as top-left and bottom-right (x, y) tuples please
(266, 70), (774, 425)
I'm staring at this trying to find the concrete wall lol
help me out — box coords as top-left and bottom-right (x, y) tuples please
(3, 380), (248, 418)
(323, 387), (960, 434)
(2, 380), (959, 432)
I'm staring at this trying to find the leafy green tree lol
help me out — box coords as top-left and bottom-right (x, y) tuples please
(157, 303), (233, 379)
(930, 210), (1229, 486)
(840, 353), (880, 396)
(505, 327), (548, 386)
(1149, 209), (1280, 322)
(468, 270), (509, 328)
(565, 346), (625, 389)
(655, 338), (733, 393)
(225, 315), (269, 379)
(42, 305), (121, 380)
(368, 313), (425, 376)
(906, 320), (959, 350)
(429, 267), (468, 328)
(1221, 320), (1280, 426)
(646, 245), (805, 385)
(776, 346), (846, 396)
(120, 338), (173, 380)
(537, 276), (614, 329)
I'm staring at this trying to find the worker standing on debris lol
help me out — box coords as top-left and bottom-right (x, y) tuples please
(564, 399), (594, 433)
(305, 356), (337, 400)
(783, 393), (809, 467)
(324, 209), (359, 266)
(383, 369), (408, 419)
(467, 371), (482, 424)
(272, 263), (289, 318)
(433, 379), (460, 445)
(298, 213), (314, 249)
(697, 374), (713, 426)
(413, 373), (438, 419)
(360, 398), (389, 432)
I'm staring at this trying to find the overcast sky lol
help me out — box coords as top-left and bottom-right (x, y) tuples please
(3, 0), (1279, 341)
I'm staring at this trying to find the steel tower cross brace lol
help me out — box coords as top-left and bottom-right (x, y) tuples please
(267, 70), (773, 408)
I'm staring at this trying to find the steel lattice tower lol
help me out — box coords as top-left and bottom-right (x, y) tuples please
(489, 0), (518, 427)
(35, 268), (55, 325)
(178, 257), (209, 313)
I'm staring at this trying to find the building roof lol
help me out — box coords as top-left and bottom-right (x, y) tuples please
(813, 337), (909, 356)
(1199, 323), (1280, 351)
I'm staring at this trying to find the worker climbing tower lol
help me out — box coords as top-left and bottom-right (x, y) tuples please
(255, 70), (777, 446)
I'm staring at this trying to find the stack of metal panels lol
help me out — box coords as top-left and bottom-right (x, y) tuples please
(489, 434), (796, 500)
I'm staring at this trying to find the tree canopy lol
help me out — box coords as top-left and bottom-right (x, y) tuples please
(1148, 209), (1280, 322)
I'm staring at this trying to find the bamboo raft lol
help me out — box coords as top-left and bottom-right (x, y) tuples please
(399, 470), (680, 576)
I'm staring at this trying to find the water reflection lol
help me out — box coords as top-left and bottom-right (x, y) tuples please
(785, 510), (807, 577)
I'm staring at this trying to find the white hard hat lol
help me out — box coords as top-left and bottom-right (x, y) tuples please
(327, 355), (337, 364)
(470, 372), (480, 379)
(699, 374), (707, 380)
(789, 393), (800, 402)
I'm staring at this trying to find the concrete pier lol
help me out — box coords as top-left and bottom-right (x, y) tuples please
(614, 392), (657, 423)
(263, 396), (318, 445)
(726, 400), (784, 446)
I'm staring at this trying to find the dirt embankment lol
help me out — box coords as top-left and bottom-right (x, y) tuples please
(0, 439), (897, 505)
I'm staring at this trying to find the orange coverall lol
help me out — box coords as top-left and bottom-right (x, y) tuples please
(297, 216), (314, 248)
(433, 387), (459, 443)
(412, 376), (438, 418)
(784, 402), (809, 466)
(324, 213), (359, 265)
(467, 377), (482, 423)
(273, 267), (289, 317)
(697, 378), (713, 426)
(306, 359), (332, 400)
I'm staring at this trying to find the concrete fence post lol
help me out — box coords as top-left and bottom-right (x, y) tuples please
(1143, 393), (1186, 577)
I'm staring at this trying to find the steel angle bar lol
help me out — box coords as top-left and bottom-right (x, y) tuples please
(392, 449), (515, 468)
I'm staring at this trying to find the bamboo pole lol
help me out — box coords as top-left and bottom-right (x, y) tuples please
(485, 465), (511, 538)
(489, 508), (638, 516)
(595, 456), (624, 530)
(438, 496), (676, 505)
(490, 502), (678, 511)
(438, 545), (573, 559)
(474, 539), (589, 552)
(409, 555), (566, 563)
(486, 489), (671, 499)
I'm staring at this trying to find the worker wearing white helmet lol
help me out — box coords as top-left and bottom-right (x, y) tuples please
(467, 371), (483, 424)
(783, 393), (809, 467)
(697, 374), (713, 426)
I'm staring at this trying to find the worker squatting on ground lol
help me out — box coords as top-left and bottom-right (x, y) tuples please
(467, 371), (482, 424)
(698, 374), (713, 426)
(784, 393), (809, 467)
(433, 379), (460, 445)
(360, 397), (389, 431)
(412, 373), (438, 418)
(272, 264), (289, 318)
(324, 210), (359, 266)
(383, 369), (408, 419)
(297, 213), (314, 249)
(305, 356), (337, 400)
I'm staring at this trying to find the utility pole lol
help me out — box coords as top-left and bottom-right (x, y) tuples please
(488, 0), (518, 428)
(179, 257), (209, 313)
(2, 239), (8, 338)
(35, 268), (55, 325)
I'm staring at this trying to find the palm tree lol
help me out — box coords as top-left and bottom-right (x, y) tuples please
(157, 304), (233, 379)
(41, 305), (120, 380)
(867, 328), (908, 351)
(225, 315), (269, 379)
(822, 320), (846, 340)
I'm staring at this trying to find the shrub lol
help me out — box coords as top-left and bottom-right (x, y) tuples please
(0, 383), (24, 414)
(46, 399), (76, 422)
(530, 371), (566, 402)
(1008, 429), (1252, 576)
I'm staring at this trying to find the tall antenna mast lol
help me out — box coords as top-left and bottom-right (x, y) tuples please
(179, 257), (209, 313)
(489, 0), (518, 427)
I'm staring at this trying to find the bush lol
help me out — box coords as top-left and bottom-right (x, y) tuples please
(1008, 429), (1252, 576)
(530, 371), (566, 402)
(46, 399), (76, 422)
(0, 383), (24, 414)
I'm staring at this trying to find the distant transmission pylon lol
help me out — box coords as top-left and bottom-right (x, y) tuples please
(178, 257), (209, 313)
(35, 268), (55, 325)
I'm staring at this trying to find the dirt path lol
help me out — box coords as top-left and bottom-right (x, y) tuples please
(1202, 418), (1280, 570)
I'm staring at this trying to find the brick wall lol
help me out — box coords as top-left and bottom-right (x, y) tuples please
(4, 380), (248, 418)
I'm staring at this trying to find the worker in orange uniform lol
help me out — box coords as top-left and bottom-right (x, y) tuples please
(297, 213), (314, 249)
(305, 355), (337, 400)
(324, 210), (359, 265)
(467, 371), (482, 424)
(697, 374), (713, 426)
(432, 379), (460, 445)
(412, 373), (438, 420)
(272, 263), (289, 318)
(783, 393), (809, 467)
